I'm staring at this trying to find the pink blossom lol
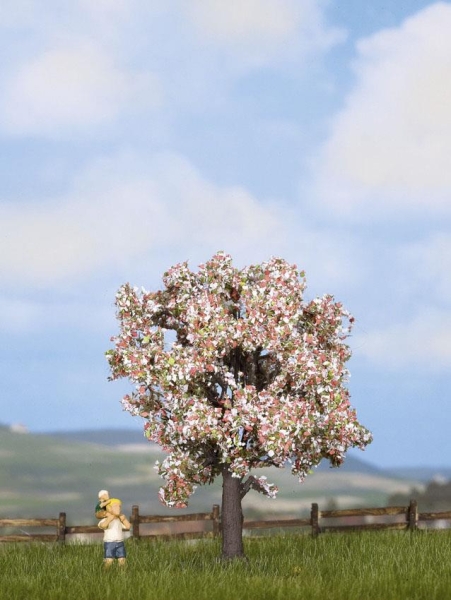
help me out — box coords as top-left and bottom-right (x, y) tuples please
(106, 252), (372, 507)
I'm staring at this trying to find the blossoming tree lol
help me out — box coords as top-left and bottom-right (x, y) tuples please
(106, 252), (372, 559)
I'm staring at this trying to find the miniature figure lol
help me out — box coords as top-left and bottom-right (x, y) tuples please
(95, 489), (130, 568)
(96, 489), (131, 530)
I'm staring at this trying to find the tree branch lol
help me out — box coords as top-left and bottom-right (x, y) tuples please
(240, 476), (257, 499)
(240, 474), (278, 499)
(202, 445), (219, 469)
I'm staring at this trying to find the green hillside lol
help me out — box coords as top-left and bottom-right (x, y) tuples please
(0, 429), (167, 523)
(0, 429), (421, 524)
(40, 428), (385, 475)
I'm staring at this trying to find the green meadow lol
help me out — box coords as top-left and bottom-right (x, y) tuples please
(1, 531), (451, 600)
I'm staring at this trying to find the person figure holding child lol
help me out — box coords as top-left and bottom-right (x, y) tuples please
(95, 489), (131, 568)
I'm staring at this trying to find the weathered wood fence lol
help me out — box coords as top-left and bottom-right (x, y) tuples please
(2, 500), (451, 543)
(129, 504), (221, 541)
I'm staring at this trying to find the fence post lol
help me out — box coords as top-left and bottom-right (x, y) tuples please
(212, 504), (220, 538)
(408, 499), (418, 531)
(311, 503), (320, 537)
(57, 512), (66, 544)
(131, 505), (140, 539)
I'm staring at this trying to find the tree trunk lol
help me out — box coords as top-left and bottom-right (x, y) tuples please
(221, 465), (245, 560)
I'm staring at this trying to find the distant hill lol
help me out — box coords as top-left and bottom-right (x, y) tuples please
(386, 467), (451, 483)
(317, 453), (382, 476)
(39, 428), (149, 447)
(0, 428), (424, 523)
(0, 428), (165, 523)
(41, 429), (383, 475)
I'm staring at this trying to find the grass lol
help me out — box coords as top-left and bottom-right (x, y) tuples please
(1, 531), (451, 600)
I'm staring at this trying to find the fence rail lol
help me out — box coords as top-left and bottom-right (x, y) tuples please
(311, 500), (420, 537)
(130, 504), (220, 540)
(1, 500), (451, 543)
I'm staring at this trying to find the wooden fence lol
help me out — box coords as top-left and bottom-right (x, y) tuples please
(0, 515), (67, 543)
(129, 504), (220, 541)
(2, 500), (451, 543)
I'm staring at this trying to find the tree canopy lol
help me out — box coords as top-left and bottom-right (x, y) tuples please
(106, 252), (372, 509)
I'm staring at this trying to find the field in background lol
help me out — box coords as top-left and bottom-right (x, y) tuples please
(0, 428), (424, 523)
(1, 531), (451, 600)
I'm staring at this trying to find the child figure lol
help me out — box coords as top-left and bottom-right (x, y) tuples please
(96, 489), (131, 531)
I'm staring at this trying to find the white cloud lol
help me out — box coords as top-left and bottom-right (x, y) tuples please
(78, 0), (130, 18)
(0, 42), (161, 136)
(0, 152), (283, 286)
(314, 3), (451, 219)
(354, 308), (451, 372)
(0, 0), (132, 31)
(0, 150), (365, 295)
(185, 0), (300, 42)
(0, 0), (342, 137)
(180, 0), (343, 68)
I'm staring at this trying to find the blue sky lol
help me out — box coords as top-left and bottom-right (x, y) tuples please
(1, 1), (450, 468)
